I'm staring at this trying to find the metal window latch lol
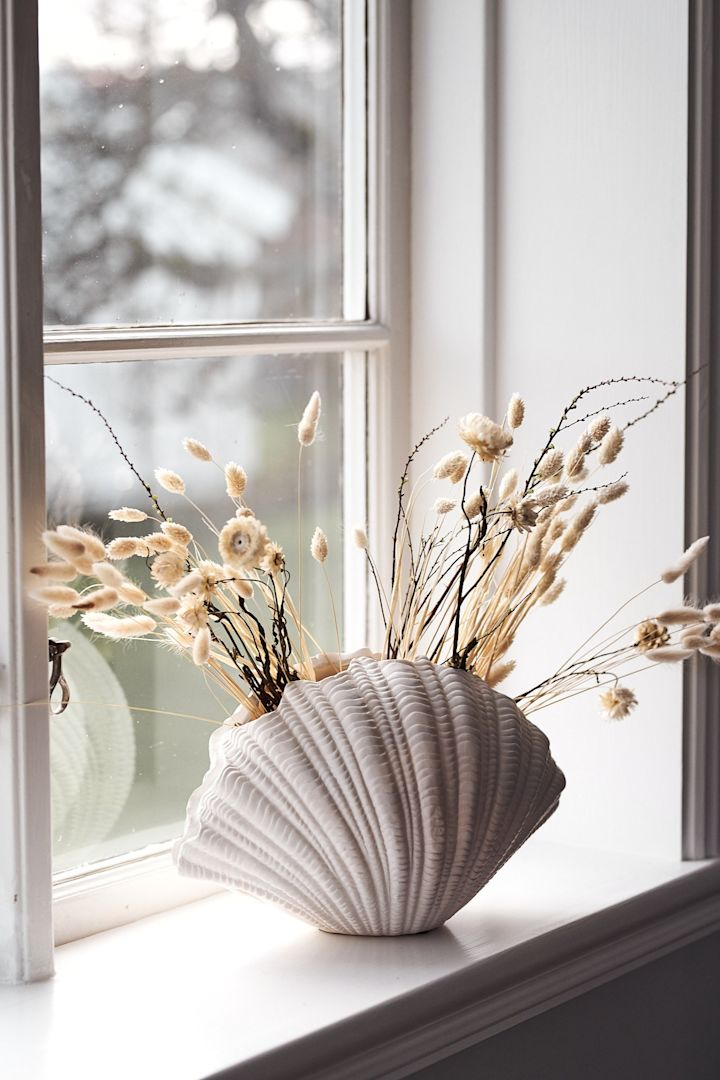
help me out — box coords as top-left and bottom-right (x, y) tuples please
(48, 639), (71, 715)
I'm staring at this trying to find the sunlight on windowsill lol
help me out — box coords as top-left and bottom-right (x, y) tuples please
(3, 839), (719, 1080)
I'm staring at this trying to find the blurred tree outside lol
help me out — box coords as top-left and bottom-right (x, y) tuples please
(40, 0), (342, 326)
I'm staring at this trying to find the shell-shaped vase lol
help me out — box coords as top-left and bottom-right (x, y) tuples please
(174, 657), (565, 935)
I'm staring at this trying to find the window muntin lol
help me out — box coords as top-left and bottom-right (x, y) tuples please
(39, 0), (343, 327)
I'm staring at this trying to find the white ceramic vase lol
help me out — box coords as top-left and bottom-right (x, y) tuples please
(174, 656), (565, 936)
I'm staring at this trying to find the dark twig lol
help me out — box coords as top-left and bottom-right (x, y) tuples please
(449, 458), (481, 666)
(522, 375), (684, 499)
(390, 417), (449, 594)
(45, 375), (167, 519)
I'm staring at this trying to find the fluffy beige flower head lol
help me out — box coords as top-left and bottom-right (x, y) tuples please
(599, 685), (638, 721)
(434, 498), (456, 515)
(30, 585), (81, 608)
(161, 521), (192, 546)
(82, 612), (156, 639)
(463, 491), (485, 520)
(30, 561), (77, 582)
(498, 469), (519, 501)
(485, 659), (516, 688)
(458, 413), (513, 462)
(56, 525), (106, 563)
(71, 586), (119, 613)
(106, 537), (141, 561)
(150, 550), (187, 588)
(261, 542), (285, 575)
(225, 462), (247, 499)
(598, 481), (629, 505)
(218, 516), (268, 569)
(598, 427), (623, 466)
(91, 562), (125, 588)
(311, 527), (328, 564)
(192, 626), (211, 666)
(353, 526), (368, 550)
(144, 533), (174, 554)
(298, 390), (322, 447)
(178, 595), (208, 631)
(540, 579), (566, 607)
(433, 452), (469, 484)
(223, 566), (253, 599)
(183, 437), (212, 462)
(155, 468), (185, 495)
(538, 449), (564, 480)
(143, 597), (181, 617)
(660, 536), (709, 585)
(109, 507), (148, 522)
(536, 483), (569, 507)
(169, 571), (201, 599)
(119, 581), (147, 605)
(193, 560), (227, 600)
(589, 414), (611, 442)
(634, 619), (670, 652)
(507, 393), (525, 429)
(42, 530), (84, 564)
(507, 496), (538, 534)
(564, 433), (592, 480)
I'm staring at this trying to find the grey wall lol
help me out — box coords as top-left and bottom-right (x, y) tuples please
(411, 932), (720, 1080)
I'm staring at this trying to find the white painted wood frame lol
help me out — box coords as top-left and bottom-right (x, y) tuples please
(10, 0), (715, 985)
(366, 0), (411, 629)
(0, 0), (54, 984)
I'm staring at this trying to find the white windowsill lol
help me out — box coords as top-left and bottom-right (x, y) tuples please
(3, 839), (720, 1080)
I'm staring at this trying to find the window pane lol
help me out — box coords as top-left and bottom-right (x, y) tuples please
(46, 354), (344, 872)
(39, 1), (343, 327)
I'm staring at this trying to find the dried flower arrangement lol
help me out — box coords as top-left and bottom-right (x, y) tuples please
(32, 374), (715, 725)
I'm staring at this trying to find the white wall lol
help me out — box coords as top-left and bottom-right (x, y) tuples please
(412, 0), (689, 858)
(411, 0), (491, 440)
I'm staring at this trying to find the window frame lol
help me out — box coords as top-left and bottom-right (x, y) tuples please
(0, 0), (53, 985)
(0, 0), (411, 976)
(4, 0), (716, 988)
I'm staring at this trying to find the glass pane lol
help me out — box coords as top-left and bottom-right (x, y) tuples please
(39, 1), (343, 327)
(46, 354), (345, 872)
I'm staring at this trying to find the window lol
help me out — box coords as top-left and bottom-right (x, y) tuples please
(0, 0), (408, 979)
(4, 0), (715, 994)
(41, 0), (356, 880)
(43, 0), (370, 885)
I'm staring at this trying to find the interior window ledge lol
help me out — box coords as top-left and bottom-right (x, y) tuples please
(53, 844), (223, 946)
(3, 841), (720, 1080)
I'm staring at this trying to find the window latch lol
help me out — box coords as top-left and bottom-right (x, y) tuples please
(48, 638), (71, 715)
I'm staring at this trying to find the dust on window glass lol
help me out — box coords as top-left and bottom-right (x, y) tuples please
(39, 0), (343, 327)
(45, 355), (345, 871)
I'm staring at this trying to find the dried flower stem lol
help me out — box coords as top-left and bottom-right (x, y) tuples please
(46, 376), (167, 519)
(54, 700), (225, 726)
(390, 418), (449, 599)
(41, 369), (703, 726)
(558, 579), (660, 673)
(322, 564), (342, 660)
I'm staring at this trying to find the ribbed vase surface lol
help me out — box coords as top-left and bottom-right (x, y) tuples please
(174, 657), (565, 935)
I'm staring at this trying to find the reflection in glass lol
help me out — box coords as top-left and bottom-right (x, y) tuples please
(39, 0), (343, 326)
(46, 354), (344, 871)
